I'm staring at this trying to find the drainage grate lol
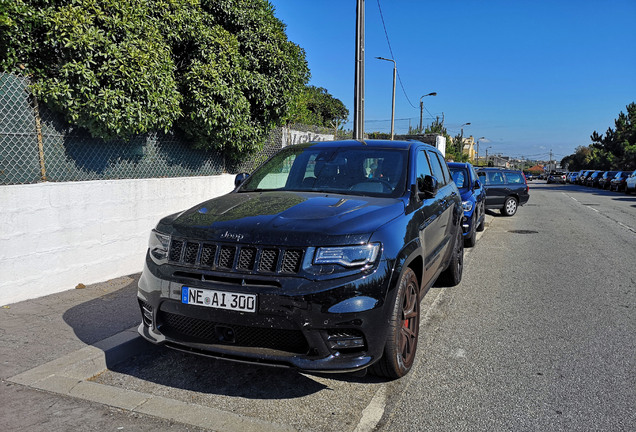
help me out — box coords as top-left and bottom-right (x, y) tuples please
(508, 230), (538, 234)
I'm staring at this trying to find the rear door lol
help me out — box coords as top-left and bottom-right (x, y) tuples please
(425, 149), (457, 269)
(484, 170), (508, 207)
(414, 149), (445, 280)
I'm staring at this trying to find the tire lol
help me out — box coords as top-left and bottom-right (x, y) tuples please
(476, 205), (485, 232)
(464, 215), (477, 247)
(501, 197), (518, 216)
(439, 228), (464, 287)
(369, 268), (420, 379)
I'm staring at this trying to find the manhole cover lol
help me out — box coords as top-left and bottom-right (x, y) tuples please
(508, 230), (538, 234)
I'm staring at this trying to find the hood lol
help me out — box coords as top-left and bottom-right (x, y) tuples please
(158, 191), (405, 246)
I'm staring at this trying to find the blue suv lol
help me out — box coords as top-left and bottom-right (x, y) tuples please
(447, 162), (486, 247)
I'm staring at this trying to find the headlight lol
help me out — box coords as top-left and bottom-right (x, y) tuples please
(314, 244), (380, 267)
(462, 200), (473, 212)
(148, 230), (170, 263)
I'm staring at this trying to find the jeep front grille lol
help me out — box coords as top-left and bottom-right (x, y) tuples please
(158, 310), (309, 354)
(168, 239), (304, 275)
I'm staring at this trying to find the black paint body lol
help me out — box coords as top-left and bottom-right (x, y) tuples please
(137, 140), (462, 372)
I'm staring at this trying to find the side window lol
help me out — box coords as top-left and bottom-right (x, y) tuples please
(417, 150), (432, 181)
(478, 171), (487, 184)
(436, 153), (452, 184)
(426, 150), (447, 185)
(487, 171), (505, 185)
(471, 167), (480, 186)
(505, 172), (523, 184)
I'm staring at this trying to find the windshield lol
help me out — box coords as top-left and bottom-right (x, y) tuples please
(239, 144), (408, 197)
(449, 167), (469, 189)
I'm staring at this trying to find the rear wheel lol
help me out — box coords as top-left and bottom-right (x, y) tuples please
(369, 268), (420, 379)
(501, 197), (518, 216)
(439, 228), (464, 287)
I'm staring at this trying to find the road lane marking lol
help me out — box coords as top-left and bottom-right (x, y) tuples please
(353, 386), (386, 432)
(562, 191), (636, 234)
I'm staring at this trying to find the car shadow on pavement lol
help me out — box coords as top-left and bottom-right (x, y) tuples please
(62, 274), (142, 346)
(62, 275), (382, 400)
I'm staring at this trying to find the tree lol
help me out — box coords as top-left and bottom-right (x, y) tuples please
(1, 0), (310, 159)
(287, 85), (348, 127)
(561, 103), (636, 171)
(590, 102), (636, 170)
(420, 117), (464, 161)
(561, 146), (593, 171)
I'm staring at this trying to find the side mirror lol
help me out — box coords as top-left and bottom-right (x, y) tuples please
(234, 173), (250, 188)
(417, 175), (439, 198)
(474, 179), (481, 189)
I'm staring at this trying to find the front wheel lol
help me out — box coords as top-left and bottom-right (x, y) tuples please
(369, 268), (420, 379)
(476, 204), (485, 232)
(501, 197), (518, 216)
(464, 214), (477, 247)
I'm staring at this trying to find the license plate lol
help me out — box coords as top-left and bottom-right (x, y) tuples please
(181, 287), (257, 313)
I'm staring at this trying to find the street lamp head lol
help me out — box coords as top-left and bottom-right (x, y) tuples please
(461, 122), (471, 127)
(375, 56), (395, 65)
(420, 92), (437, 101)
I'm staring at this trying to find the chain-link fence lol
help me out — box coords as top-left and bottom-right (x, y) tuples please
(0, 73), (334, 185)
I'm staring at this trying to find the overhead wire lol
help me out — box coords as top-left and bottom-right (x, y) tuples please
(376, 0), (416, 109)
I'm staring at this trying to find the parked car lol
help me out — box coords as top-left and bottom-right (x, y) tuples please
(566, 172), (580, 183)
(609, 171), (631, 192)
(476, 167), (530, 216)
(547, 171), (567, 184)
(586, 171), (605, 187)
(448, 162), (486, 247)
(578, 170), (593, 185)
(524, 171), (535, 181)
(625, 170), (636, 194)
(598, 171), (619, 189)
(137, 139), (464, 379)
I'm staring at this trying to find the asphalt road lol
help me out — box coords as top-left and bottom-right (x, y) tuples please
(381, 181), (636, 431)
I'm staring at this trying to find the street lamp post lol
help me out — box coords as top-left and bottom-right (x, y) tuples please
(485, 146), (492, 166)
(476, 136), (485, 163)
(419, 92), (437, 132)
(461, 122), (471, 137)
(376, 56), (396, 140)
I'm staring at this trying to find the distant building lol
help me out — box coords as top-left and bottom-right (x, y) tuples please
(461, 136), (476, 161)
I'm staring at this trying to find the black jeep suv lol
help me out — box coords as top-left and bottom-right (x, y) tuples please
(137, 139), (463, 378)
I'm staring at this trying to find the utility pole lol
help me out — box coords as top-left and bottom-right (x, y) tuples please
(353, 0), (365, 140)
(376, 56), (396, 140)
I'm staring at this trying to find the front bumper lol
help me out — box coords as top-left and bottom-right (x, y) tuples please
(461, 208), (476, 235)
(137, 254), (394, 372)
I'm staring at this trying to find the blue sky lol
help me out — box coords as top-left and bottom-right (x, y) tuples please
(269, 0), (636, 162)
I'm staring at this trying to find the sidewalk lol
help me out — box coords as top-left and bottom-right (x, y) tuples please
(0, 274), (206, 431)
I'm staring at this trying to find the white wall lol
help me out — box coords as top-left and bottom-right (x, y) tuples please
(0, 175), (235, 306)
